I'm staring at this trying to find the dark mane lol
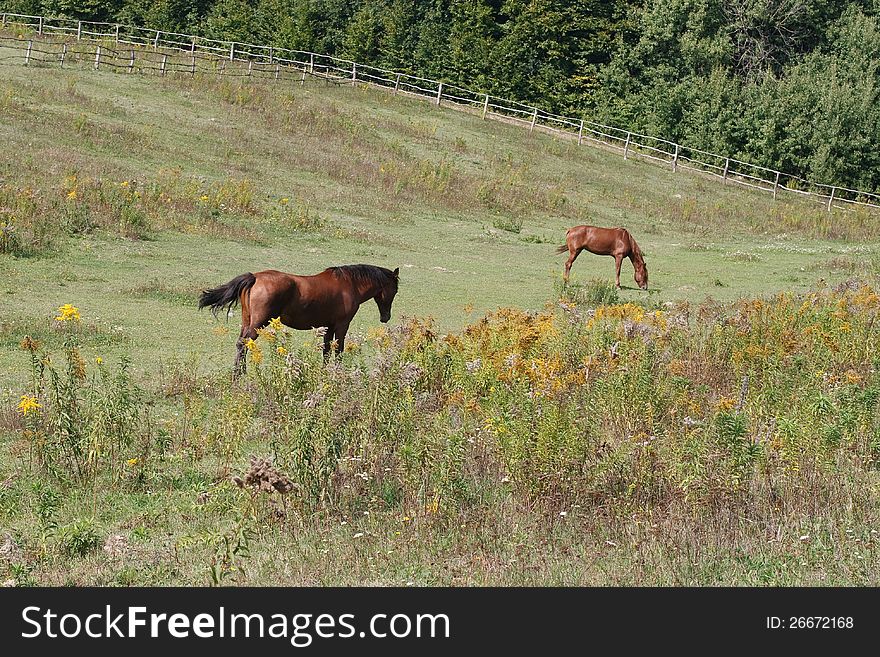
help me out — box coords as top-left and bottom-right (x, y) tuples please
(327, 264), (397, 288)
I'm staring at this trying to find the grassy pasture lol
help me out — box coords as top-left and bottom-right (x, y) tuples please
(1, 48), (880, 586)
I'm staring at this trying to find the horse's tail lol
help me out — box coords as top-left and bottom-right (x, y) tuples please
(556, 227), (573, 254)
(198, 273), (256, 317)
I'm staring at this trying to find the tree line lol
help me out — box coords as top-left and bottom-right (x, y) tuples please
(4, 0), (880, 192)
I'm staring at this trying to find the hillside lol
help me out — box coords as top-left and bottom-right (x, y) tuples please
(1, 48), (877, 385)
(3, 1), (880, 192)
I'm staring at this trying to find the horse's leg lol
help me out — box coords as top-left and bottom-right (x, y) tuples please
(233, 281), (254, 380)
(233, 325), (255, 380)
(564, 247), (581, 282)
(322, 325), (335, 362)
(334, 321), (351, 358)
(614, 254), (623, 288)
(235, 306), (271, 380)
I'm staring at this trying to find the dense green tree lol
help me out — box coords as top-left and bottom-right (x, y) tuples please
(375, 0), (421, 72)
(341, 0), (383, 61)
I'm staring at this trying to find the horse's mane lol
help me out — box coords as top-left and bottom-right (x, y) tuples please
(623, 229), (644, 263)
(327, 264), (397, 288)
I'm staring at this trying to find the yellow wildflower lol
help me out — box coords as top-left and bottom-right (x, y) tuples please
(844, 370), (862, 385)
(716, 396), (736, 412)
(245, 338), (263, 364)
(119, 180), (129, 187)
(66, 189), (77, 200)
(95, 356), (103, 365)
(280, 197), (289, 205)
(55, 303), (81, 322)
(268, 317), (283, 332)
(276, 346), (288, 356)
(255, 327), (276, 342)
(127, 458), (138, 466)
(17, 395), (40, 416)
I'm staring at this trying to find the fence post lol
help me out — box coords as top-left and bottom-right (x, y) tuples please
(229, 42), (235, 61)
(529, 107), (538, 133)
(94, 46), (102, 70)
(24, 40), (32, 65)
(578, 119), (584, 146)
(300, 66), (306, 85)
(672, 143), (680, 172)
(190, 55), (195, 77)
(309, 53), (314, 74)
(394, 72), (401, 94)
(623, 132), (631, 160)
(436, 82), (443, 106)
(153, 30), (160, 49)
(115, 24), (120, 44)
(247, 60), (253, 76)
(161, 54), (167, 76)
(351, 62), (356, 86)
(1, 13), (6, 28)
(827, 187), (836, 212)
(482, 94), (489, 119)
(268, 47), (273, 65)
(38, 16), (42, 35)
(190, 39), (195, 53)
(60, 42), (67, 68)
(275, 63), (280, 81)
(128, 49), (134, 73)
(773, 171), (780, 200)
(722, 158), (730, 184)
(77, 21), (82, 40)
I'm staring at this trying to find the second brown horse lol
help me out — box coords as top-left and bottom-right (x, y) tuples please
(199, 264), (399, 377)
(557, 225), (648, 289)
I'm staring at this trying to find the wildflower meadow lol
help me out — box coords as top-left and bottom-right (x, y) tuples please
(2, 280), (879, 585)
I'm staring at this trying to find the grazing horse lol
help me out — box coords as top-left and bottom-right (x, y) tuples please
(199, 264), (399, 377)
(556, 225), (648, 289)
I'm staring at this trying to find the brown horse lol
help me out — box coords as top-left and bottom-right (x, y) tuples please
(199, 264), (399, 376)
(556, 225), (648, 289)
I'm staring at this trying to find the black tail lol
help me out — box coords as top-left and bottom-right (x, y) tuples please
(555, 244), (569, 254)
(198, 273), (256, 318)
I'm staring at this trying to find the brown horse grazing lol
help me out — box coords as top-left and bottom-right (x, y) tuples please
(199, 264), (399, 377)
(556, 225), (648, 289)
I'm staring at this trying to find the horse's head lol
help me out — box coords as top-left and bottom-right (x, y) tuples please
(375, 267), (399, 323)
(634, 259), (648, 290)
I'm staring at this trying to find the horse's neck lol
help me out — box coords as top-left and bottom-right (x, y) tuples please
(355, 280), (381, 303)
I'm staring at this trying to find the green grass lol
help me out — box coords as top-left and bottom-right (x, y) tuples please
(1, 46), (879, 586)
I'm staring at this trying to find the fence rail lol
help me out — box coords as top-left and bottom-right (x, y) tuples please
(2, 11), (878, 214)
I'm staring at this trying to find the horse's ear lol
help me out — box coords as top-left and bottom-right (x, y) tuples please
(393, 267), (399, 278)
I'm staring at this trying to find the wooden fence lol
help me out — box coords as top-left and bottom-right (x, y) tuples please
(2, 11), (879, 214)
